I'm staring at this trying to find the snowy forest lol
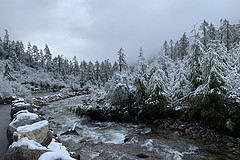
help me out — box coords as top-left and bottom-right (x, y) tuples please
(1, 19), (240, 135)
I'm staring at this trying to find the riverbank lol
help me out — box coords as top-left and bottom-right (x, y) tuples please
(68, 91), (240, 159)
(4, 91), (89, 160)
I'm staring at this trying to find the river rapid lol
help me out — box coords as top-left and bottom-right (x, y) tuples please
(39, 95), (235, 160)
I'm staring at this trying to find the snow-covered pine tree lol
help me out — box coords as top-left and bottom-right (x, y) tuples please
(117, 47), (127, 72)
(44, 44), (52, 71)
(72, 56), (80, 76)
(179, 32), (189, 59)
(134, 47), (148, 105)
(199, 20), (209, 48)
(194, 42), (230, 124)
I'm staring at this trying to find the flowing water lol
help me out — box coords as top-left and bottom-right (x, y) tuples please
(40, 95), (227, 160)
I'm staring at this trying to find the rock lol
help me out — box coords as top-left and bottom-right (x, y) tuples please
(60, 130), (79, 136)
(189, 127), (195, 130)
(182, 154), (207, 160)
(136, 152), (149, 158)
(3, 97), (14, 104)
(70, 153), (81, 160)
(192, 134), (198, 140)
(13, 120), (52, 147)
(153, 119), (159, 124)
(222, 135), (235, 144)
(10, 103), (33, 119)
(233, 150), (240, 155)
(237, 138), (240, 148)
(169, 124), (176, 130)
(164, 122), (169, 128)
(185, 129), (191, 136)
(178, 125), (186, 131)
(7, 111), (41, 144)
(124, 130), (136, 143)
(208, 144), (218, 151)
(226, 142), (234, 147)
(171, 131), (181, 138)
(4, 137), (48, 160)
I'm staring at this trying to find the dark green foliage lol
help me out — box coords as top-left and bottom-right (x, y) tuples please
(71, 106), (86, 117)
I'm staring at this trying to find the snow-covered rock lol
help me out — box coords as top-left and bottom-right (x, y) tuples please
(4, 137), (48, 160)
(10, 103), (33, 119)
(7, 111), (41, 144)
(13, 120), (52, 147)
(39, 139), (76, 160)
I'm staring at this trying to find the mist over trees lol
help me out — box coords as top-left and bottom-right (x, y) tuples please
(1, 19), (240, 134)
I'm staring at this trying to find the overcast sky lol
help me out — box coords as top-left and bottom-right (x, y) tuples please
(0, 0), (239, 63)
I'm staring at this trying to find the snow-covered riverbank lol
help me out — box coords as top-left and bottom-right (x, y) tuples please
(39, 94), (238, 160)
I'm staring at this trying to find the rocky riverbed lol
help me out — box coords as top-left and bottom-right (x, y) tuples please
(39, 95), (240, 160)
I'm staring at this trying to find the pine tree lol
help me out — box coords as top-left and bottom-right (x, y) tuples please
(169, 40), (174, 59)
(179, 32), (189, 59)
(117, 48), (127, 72)
(94, 61), (100, 85)
(72, 56), (80, 76)
(194, 43), (229, 122)
(163, 41), (169, 56)
(32, 45), (40, 66)
(3, 29), (10, 52)
(26, 42), (34, 67)
(199, 20), (209, 48)
(44, 44), (52, 71)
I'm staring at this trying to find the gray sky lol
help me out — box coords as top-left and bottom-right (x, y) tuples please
(0, 0), (239, 63)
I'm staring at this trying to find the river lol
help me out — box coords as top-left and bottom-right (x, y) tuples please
(40, 95), (234, 160)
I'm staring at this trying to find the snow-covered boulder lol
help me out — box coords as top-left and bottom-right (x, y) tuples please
(4, 137), (48, 160)
(6, 111), (41, 144)
(13, 120), (52, 147)
(10, 103), (34, 119)
(38, 139), (76, 160)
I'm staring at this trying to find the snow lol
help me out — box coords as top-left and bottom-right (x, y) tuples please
(17, 120), (48, 133)
(10, 137), (47, 150)
(13, 102), (31, 108)
(9, 137), (74, 160)
(39, 139), (75, 160)
(10, 111), (39, 127)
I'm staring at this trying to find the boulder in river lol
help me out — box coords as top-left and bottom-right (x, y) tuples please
(13, 120), (52, 147)
(7, 111), (41, 144)
(136, 152), (150, 158)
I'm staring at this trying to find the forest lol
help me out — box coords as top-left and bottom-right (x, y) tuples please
(0, 19), (240, 135)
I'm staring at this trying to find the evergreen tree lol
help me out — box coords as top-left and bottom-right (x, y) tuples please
(32, 45), (40, 66)
(117, 48), (127, 72)
(94, 61), (100, 85)
(199, 20), (209, 48)
(44, 44), (52, 71)
(169, 40), (174, 59)
(179, 32), (189, 59)
(163, 41), (169, 56)
(72, 56), (80, 76)
(3, 29), (10, 52)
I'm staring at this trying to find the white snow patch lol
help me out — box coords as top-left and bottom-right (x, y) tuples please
(10, 112), (39, 127)
(10, 137), (47, 150)
(39, 139), (75, 160)
(38, 152), (75, 160)
(17, 120), (48, 132)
